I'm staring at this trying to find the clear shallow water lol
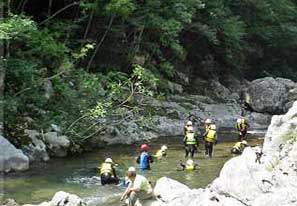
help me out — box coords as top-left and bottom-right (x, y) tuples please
(1, 135), (263, 205)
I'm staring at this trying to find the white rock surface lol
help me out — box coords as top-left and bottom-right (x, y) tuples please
(148, 100), (297, 206)
(0, 135), (29, 172)
(23, 191), (86, 206)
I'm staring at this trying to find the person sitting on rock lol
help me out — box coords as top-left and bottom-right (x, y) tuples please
(99, 158), (119, 185)
(236, 117), (250, 141)
(178, 159), (199, 171)
(154, 145), (168, 159)
(136, 144), (154, 172)
(231, 140), (248, 155)
(120, 167), (153, 206)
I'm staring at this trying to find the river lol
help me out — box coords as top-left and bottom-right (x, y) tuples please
(1, 133), (263, 205)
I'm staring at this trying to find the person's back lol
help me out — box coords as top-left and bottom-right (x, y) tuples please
(131, 174), (152, 193)
(99, 158), (119, 185)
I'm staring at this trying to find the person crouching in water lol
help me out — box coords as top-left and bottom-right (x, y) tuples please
(178, 159), (199, 171)
(231, 140), (248, 155)
(99, 158), (119, 185)
(203, 124), (218, 158)
(136, 144), (154, 172)
(120, 167), (153, 206)
(154, 145), (168, 159)
(183, 121), (199, 157)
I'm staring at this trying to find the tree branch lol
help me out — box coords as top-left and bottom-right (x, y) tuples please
(86, 14), (115, 71)
(39, 1), (81, 26)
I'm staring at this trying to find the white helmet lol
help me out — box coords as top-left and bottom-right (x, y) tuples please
(186, 159), (194, 165)
(237, 118), (242, 123)
(242, 140), (248, 145)
(210, 124), (216, 130)
(161, 145), (168, 151)
(205, 119), (212, 124)
(128, 166), (136, 173)
(105, 158), (113, 163)
(187, 121), (192, 126)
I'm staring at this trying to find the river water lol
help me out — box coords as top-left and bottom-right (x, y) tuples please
(1, 134), (263, 205)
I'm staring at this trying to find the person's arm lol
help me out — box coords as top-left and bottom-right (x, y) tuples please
(195, 136), (199, 147)
(148, 154), (154, 163)
(112, 167), (117, 178)
(136, 155), (140, 164)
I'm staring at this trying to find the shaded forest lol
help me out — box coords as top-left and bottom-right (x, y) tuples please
(1, 0), (297, 147)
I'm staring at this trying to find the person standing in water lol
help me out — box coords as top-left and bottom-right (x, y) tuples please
(236, 117), (250, 141)
(136, 144), (154, 172)
(203, 124), (217, 158)
(183, 121), (199, 157)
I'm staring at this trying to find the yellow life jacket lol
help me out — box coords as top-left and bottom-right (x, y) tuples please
(186, 163), (195, 171)
(155, 150), (165, 159)
(185, 125), (194, 134)
(205, 129), (216, 143)
(100, 163), (113, 175)
(237, 119), (247, 130)
(232, 142), (243, 151)
(205, 125), (211, 132)
(186, 132), (196, 145)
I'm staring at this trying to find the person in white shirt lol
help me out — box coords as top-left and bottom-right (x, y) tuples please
(120, 167), (153, 206)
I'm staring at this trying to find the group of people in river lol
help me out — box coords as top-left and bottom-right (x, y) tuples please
(98, 116), (251, 206)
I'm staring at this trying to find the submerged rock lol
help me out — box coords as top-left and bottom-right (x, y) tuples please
(0, 135), (29, 172)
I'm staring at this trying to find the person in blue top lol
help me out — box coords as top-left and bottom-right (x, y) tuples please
(136, 144), (154, 171)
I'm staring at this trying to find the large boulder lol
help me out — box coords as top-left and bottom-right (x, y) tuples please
(43, 132), (70, 157)
(23, 130), (49, 162)
(0, 135), (29, 172)
(151, 177), (245, 206)
(246, 77), (296, 114)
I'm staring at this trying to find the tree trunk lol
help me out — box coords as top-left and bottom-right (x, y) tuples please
(86, 15), (115, 71)
(0, 0), (10, 136)
(48, 0), (53, 16)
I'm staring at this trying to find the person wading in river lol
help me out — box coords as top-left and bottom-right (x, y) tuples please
(120, 167), (153, 206)
(237, 117), (250, 141)
(99, 158), (119, 185)
(136, 144), (154, 172)
(183, 121), (199, 157)
(231, 140), (248, 154)
(203, 124), (218, 158)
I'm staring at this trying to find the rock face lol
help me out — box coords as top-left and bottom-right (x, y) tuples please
(23, 130), (49, 162)
(22, 191), (86, 206)
(44, 132), (70, 157)
(148, 101), (297, 206)
(0, 135), (29, 172)
(246, 77), (297, 114)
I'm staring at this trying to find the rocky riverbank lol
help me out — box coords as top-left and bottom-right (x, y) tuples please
(2, 100), (297, 206)
(1, 77), (297, 173)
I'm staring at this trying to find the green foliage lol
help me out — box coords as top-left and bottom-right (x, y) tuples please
(0, 14), (36, 40)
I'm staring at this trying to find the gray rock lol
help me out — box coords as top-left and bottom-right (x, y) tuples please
(167, 81), (183, 94)
(0, 135), (29, 172)
(23, 130), (49, 162)
(23, 191), (86, 206)
(246, 77), (296, 114)
(44, 132), (70, 157)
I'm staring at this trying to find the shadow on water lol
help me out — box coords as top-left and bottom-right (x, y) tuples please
(2, 132), (264, 205)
